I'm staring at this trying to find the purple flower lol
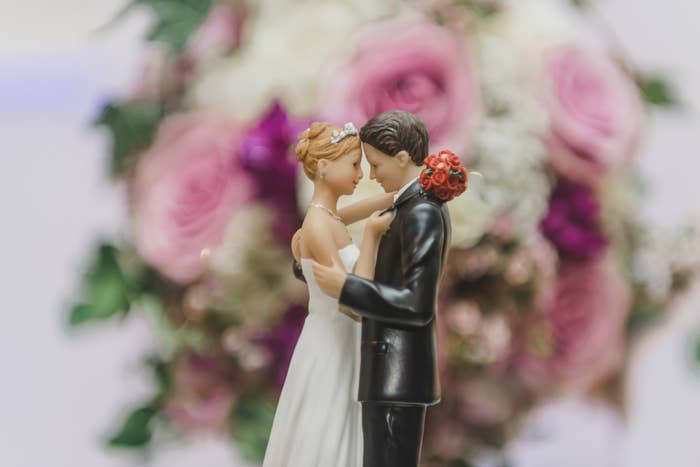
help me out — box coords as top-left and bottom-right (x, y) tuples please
(255, 305), (307, 390)
(238, 101), (307, 241)
(540, 180), (607, 261)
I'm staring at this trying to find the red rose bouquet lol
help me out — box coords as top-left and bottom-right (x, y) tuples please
(419, 150), (468, 201)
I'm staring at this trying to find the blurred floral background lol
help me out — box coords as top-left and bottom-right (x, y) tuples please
(3, 1), (700, 466)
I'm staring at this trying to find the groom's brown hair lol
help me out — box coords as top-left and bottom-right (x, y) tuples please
(359, 110), (430, 165)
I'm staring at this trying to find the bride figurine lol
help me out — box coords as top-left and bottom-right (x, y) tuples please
(262, 122), (394, 467)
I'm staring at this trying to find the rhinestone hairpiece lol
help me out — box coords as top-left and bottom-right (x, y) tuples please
(330, 122), (358, 144)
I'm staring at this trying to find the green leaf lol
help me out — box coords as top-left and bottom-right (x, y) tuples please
(107, 405), (158, 448)
(89, 244), (132, 311)
(569, 0), (590, 8)
(231, 397), (276, 462)
(637, 76), (679, 108)
(455, 1), (500, 18)
(447, 459), (476, 467)
(94, 101), (163, 177)
(69, 303), (100, 326)
(68, 243), (135, 327)
(147, 356), (172, 394)
(627, 304), (663, 333)
(133, 0), (214, 51)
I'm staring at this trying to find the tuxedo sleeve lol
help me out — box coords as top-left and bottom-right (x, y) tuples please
(339, 202), (445, 327)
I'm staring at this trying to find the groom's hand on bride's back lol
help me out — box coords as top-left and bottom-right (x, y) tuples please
(291, 229), (302, 261)
(291, 229), (306, 283)
(312, 259), (347, 299)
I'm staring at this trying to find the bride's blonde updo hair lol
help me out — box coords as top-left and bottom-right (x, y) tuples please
(295, 122), (360, 180)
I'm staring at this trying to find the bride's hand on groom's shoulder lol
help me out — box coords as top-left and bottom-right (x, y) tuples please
(365, 210), (395, 238)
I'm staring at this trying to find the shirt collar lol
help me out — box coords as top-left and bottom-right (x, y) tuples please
(393, 177), (419, 204)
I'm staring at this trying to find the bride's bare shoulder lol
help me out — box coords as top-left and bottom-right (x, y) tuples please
(300, 210), (345, 264)
(302, 210), (339, 242)
(301, 209), (333, 236)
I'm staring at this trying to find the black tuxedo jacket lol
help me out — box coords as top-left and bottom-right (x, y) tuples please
(340, 180), (450, 406)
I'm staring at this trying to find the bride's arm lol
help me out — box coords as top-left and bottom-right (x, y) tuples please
(340, 230), (381, 323)
(337, 192), (395, 225)
(352, 210), (395, 280)
(352, 233), (380, 280)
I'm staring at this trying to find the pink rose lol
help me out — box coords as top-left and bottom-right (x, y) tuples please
(133, 114), (254, 284)
(186, 4), (249, 63)
(514, 255), (631, 391)
(319, 18), (479, 154)
(164, 352), (235, 434)
(541, 45), (643, 186)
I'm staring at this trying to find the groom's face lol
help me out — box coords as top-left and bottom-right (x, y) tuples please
(362, 142), (405, 193)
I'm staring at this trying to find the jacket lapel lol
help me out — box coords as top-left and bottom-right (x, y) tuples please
(393, 180), (422, 210)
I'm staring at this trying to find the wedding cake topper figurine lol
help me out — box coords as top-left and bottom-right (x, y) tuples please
(264, 110), (467, 467)
(262, 120), (395, 467)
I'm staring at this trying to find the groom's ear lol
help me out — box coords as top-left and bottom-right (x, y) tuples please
(395, 150), (410, 167)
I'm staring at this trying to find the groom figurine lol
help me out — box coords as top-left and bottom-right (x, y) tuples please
(311, 110), (451, 467)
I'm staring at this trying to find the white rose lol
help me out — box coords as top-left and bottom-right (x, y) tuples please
(447, 172), (492, 248)
(255, 0), (401, 20)
(488, 0), (582, 56)
(469, 32), (552, 238)
(190, 1), (401, 122)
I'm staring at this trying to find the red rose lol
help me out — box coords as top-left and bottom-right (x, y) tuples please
(420, 172), (433, 191)
(446, 174), (460, 190)
(435, 186), (452, 201)
(438, 150), (461, 169)
(426, 155), (441, 169)
(432, 168), (449, 185)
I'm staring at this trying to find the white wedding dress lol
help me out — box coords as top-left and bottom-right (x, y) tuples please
(262, 244), (363, 467)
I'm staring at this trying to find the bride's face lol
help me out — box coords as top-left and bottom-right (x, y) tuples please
(319, 147), (363, 196)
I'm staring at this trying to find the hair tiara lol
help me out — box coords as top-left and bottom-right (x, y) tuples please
(330, 122), (358, 144)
